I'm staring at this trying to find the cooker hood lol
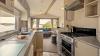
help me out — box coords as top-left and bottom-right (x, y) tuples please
(65, 0), (84, 11)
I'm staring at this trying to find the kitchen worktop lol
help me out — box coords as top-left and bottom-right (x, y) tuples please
(75, 36), (100, 48)
(0, 30), (36, 56)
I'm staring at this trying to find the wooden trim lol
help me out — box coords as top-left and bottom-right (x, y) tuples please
(45, 0), (56, 14)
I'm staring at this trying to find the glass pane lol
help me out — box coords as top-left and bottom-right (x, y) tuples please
(32, 19), (37, 28)
(39, 19), (52, 28)
(53, 19), (57, 28)
(0, 17), (15, 33)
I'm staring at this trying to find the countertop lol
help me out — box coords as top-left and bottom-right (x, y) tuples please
(75, 36), (100, 48)
(0, 30), (36, 56)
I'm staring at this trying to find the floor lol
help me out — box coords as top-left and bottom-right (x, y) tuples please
(43, 52), (58, 56)
(43, 37), (58, 56)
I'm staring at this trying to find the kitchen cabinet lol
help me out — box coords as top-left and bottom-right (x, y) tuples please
(75, 40), (98, 56)
(65, 0), (84, 11)
(0, 0), (14, 11)
(27, 44), (34, 56)
(33, 32), (43, 56)
(84, 0), (98, 17)
(6, 0), (14, 10)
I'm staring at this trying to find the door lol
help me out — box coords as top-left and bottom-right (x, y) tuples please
(75, 40), (98, 56)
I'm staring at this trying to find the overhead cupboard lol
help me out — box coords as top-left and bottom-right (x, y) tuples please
(0, 0), (14, 7)
(0, 0), (14, 13)
(84, 0), (98, 17)
(65, 0), (84, 11)
(65, 0), (98, 17)
(64, 0), (84, 21)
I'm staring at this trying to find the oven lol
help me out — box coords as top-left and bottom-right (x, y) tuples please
(58, 27), (96, 56)
(60, 34), (74, 56)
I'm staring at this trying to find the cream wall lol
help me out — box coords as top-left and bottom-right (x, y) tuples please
(48, 0), (64, 27)
(70, 8), (98, 28)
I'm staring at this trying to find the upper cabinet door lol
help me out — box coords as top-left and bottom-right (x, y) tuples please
(84, 0), (98, 17)
(6, 0), (14, 9)
(0, 0), (14, 9)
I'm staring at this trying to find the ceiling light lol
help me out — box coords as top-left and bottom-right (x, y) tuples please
(61, 8), (64, 10)
(39, 12), (42, 14)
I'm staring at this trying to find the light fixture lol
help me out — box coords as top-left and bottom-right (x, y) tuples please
(39, 0), (44, 14)
(61, 7), (64, 10)
(39, 11), (42, 14)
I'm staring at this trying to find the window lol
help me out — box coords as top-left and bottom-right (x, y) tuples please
(39, 19), (52, 28)
(32, 19), (37, 28)
(53, 19), (57, 28)
(0, 17), (15, 33)
(32, 19), (58, 29)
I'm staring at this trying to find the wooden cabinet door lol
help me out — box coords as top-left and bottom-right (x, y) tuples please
(6, 0), (13, 8)
(75, 40), (98, 56)
(28, 45), (34, 56)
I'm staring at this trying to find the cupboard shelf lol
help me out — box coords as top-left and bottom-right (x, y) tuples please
(87, 15), (98, 18)
(85, 0), (98, 17)
(85, 0), (97, 6)
(85, 0), (96, 4)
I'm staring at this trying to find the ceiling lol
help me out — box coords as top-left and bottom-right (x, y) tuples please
(64, 0), (68, 4)
(26, 0), (53, 16)
(14, 0), (26, 13)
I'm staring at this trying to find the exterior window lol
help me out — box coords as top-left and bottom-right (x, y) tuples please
(53, 19), (57, 28)
(32, 19), (37, 28)
(0, 17), (15, 33)
(32, 19), (58, 29)
(39, 19), (52, 28)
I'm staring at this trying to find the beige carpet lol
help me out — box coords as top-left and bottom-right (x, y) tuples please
(43, 37), (57, 52)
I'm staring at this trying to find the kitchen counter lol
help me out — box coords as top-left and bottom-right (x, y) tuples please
(0, 30), (36, 56)
(75, 36), (100, 48)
